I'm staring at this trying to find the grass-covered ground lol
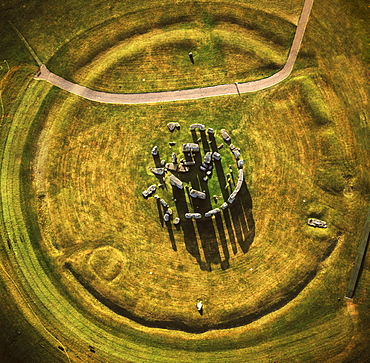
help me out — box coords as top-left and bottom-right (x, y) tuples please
(0, 0), (369, 361)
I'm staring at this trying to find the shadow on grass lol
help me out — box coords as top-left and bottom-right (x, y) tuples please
(154, 127), (255, 271)
(65, 234), (340, 334)
(168, 175), (254, 271)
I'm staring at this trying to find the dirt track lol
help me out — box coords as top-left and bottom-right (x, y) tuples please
(34, 0), (314, 104)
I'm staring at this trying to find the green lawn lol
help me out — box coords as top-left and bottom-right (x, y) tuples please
(0, 0), (369, 362)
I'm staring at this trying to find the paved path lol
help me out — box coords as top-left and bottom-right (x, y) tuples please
(34, 0), (314, 104)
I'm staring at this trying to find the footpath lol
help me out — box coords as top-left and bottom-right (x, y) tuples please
(34, 0), (314, 104)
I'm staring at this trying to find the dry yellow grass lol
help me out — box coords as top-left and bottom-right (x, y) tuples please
(0, 0), (369, 361)
(32, 68), (353, 329)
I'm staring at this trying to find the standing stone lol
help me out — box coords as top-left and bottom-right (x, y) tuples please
(189, 52), (194, 64)
(167, 122), (177, 132)
(221, 129), (231, 143)
(151, 146), (158, 156)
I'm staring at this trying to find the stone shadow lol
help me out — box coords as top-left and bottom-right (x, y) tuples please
(148, 124), (255, 271)
(65, 233), (341, 334)
(171, 171), (253, 271)
(172, 186), (201, 262)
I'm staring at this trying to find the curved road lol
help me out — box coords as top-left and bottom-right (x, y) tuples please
(34, 0), (314, 104)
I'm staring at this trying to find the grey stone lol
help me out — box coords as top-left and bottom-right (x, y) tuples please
(204, 151), (212, 164)
(142, 185), (157, 198)
(221, 129), (231, 142)
(185, 213), (202, 219)
(307, 218), (327, 228)
(212, 152), (221, 161)
(167, 122), (177, 132)
(150, 167), (165, 176)
(227, 169), (244, 203)
(190, 188), (206, 199)
(190, 123), (205, 131)
(170, 175), (183, 189)
(205, 208), (221, 217)
(182, 143), (200, 153)
(182, 161), (196, 166)
(232, 149), (241, 160)
(151, 146), (158, 156)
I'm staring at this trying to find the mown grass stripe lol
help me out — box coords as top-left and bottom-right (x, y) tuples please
(1, 0), (369, 360)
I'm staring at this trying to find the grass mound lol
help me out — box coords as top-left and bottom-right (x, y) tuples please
(89, 246), (125, 281)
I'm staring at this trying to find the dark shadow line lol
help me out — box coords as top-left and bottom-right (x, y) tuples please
(191, 129), (198, 143)
(213, 159), (229, 201)
(172, 186), (201, 263)
(200, 129), (210, 153)
(152, 153), (162, 168)
(230, 205), (245, 246)
(65, 235), (340, 334)
(229, 180), (255, 253)
(166, 221), (177, 251)
(156, 198), (164, 227)
(196, 219), (221, 266)
(222, 209), (238, 254)
(214, 214), (230, 269)
(208, 133), (218, 153)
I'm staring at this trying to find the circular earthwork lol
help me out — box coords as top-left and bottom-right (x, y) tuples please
(3, 1), (361, 361)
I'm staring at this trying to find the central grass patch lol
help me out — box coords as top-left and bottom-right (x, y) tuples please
(30, 78), (348, 330)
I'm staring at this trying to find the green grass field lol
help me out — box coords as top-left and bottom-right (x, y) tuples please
(0, 0), (369, 361)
